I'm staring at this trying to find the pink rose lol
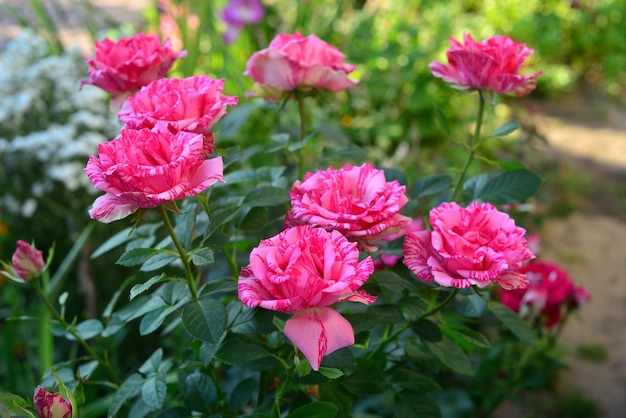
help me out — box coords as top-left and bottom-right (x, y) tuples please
(10, 240), (45, 281)
(85, 128), (224, 223)
(34, 386), (73, 418)
(285, 163), (412, 252)
(118, 76), (237, 157)
(403, 202), (535, 289)
(500, 260), (584, 327)
(82, 33), (186, 106)
(238, 225), (376, 370)
(429, 34), (542, 96)
(245, 32), (358, 99)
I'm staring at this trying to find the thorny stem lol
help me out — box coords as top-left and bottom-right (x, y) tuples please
(158, 205), (198, 301)
(450, 92), (486, 201)
(32, 278), (120, 385)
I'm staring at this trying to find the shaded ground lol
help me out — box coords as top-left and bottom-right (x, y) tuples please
(1, 2), (626, 417)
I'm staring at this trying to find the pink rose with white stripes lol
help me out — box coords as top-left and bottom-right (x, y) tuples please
(403, 202), (535, 290)
(285, 163), (412, 252)
(238, 225), (376, 370)
(85, 128), (224, 223)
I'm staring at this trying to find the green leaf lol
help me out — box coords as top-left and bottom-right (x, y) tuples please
(66, 319), (103, 341)
(142, 375), (167, 409)
(174, 204), (199, 248)
(476, 169), (543, 204)
(444, 326), (491, 349)
(140, 252), (179, 272)
(394, 393), (442, 418)
(411, 319), (442, 342)
(108, 373), (143, 417)
(318, 382), (354, 416)
(318, 367), (345, 380)
(382, 167), (407, 186)
(411, 174), (454, 198)
(139, 304), (182, 335)
(343, 367), (388, 396)
(183, 372), (218, 413)
(288, 401), (339, 418)
(214, 334), (279, 370)
(489, 302), (537, 347)
(487, 121), (521, 138)
(130, 274), (165, 301)
(425, 336), (473, 376)
(205, 206), (243, 237)
(373, 271), (420, 293)
(463, 173), (488, 202)
(139, 349), (163, 375)
(190, 247), (214, 266)
(0, 393), (37, 418)
(182, 298), (227, 344)
(116, 248), (161, 267)
(93, 224), (159, 259)
(228, 377), (257, 413)
(454, 293), (487, 318)
(243, 186), (290, 207)
(390, 369), (440, 393)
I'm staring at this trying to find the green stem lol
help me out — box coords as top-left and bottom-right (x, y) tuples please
(450, 92), (486, 201)
(37, 270), (53, 378)
(158, 206), (198, 301)
(420, 288), (459, 319)
(32, 279), (120, 385)
(368, 323), (408, 361)
(272, 368), (292, 418)
(296, 92), (307, 180)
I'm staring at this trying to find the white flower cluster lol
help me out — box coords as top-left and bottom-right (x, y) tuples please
(0, 30), (120, 218)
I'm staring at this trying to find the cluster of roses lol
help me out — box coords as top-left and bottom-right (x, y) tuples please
(2, 29), (589, 417)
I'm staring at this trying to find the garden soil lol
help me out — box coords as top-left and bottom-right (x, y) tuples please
(1, 1), (625, 417)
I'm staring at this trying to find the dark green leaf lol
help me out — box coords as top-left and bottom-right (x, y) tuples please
(373, 271), (420, 293)
(318, 367), (344, 380)
(489, 302), (536, 347)
(487, 121), (521, 138)
(205, 207), (243, 237)
(174, 204), (199, 248)
(390, 369), (440, 393)
(411, 174), (454, 198)
(130, 274), (165, 301)
(182, 298), (227, 344)
(476, 169), (543, 204)
(444, 326), (491, 349)
(229, 377), (257, 413)
(142, 375), (167, 409)
(463, 174), (488, 202)
(343, 367), (387, 396)
(140, 252), (179, 272)
(319, 382), (354, 417)
(191, 247), (214, 266)
(139, 304), (182, 335)
(288, 401), (338, 418)
(382, 167), (407, 186)
(243, 186), (290, 207)
(139, 349), (163, 375)
(425, 337), (473, 376)
(454, 293), (487, 318)
(214, 335), (278, 370)
(183, 372), (218, 412)
(108, 373), (143, 417)
(394, 393), (442, 418)
(411, 319), (442, 342)
(92, 224), (153, 259)
(66, 319), (103, 341)
(116, 248), (161, 267)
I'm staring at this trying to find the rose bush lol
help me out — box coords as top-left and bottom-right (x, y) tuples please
(430, 34), (542, 96)
(245, 32), (358, 99)
(403, 201), (536, 289)
(284, 163), (412, 251)
(238, 225), (376, 370)
(84, 128), (224, 223)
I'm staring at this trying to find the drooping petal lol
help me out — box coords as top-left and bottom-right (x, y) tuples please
(88, 193), (139, 223)
(284, 307), (355, 371)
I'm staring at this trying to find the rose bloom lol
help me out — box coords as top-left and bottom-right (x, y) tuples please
(82, 33), (186, 106)
(285, 163), (412, 252)
(429, 34), (542, 96)
(118, 76), (237, 157)
(245, 32), (358, 100)
(403, 202), (535, 289)
(238, 225), (376, 370)
(221, 0), (265, 44)
(11, 240), (45, 281)
(85, 128), (224, 223)
(500, 260), (590, 327)
(34, 386), (73, 418)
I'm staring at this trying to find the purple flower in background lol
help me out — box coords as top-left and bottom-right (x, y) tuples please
(221, 0), (265, 43)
